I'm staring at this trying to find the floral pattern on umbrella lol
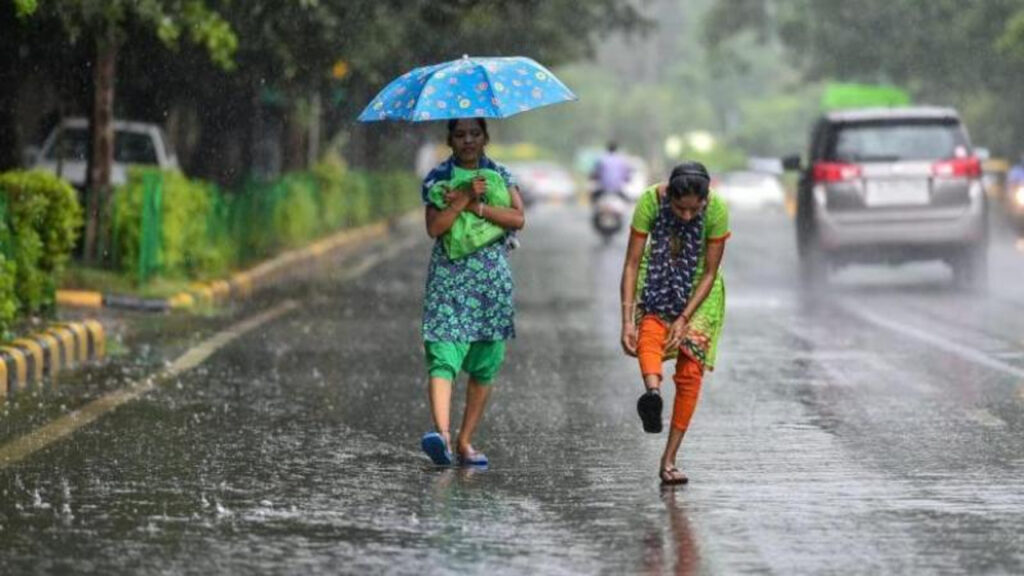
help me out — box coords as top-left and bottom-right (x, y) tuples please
(358, 56), (577, 122)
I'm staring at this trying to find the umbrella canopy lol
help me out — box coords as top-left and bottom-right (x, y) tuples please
(358, 56), (577, 122)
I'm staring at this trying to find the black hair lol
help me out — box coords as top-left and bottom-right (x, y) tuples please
(446, 118), (489, 140)
(667, 161), (710, 200)
(607, 141), (619, 152)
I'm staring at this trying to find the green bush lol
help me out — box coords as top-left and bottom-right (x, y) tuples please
(341, 171), (373, 227)
(272, 173), (320, 249)
(0, 170), (82, 319)
(106, 165), (418, 284)
(311, 159), (347, 231)
(0, 254), (16, 339)
(112, 169), (230, 282)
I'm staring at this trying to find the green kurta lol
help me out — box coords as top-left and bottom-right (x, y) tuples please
(630, 186), (730, 370)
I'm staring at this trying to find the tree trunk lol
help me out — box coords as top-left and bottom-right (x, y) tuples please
(282, 106), (307, 172)
(307, 93), (321, 167)
(84, 38), (117, 263)
(0, 84), (20, 170)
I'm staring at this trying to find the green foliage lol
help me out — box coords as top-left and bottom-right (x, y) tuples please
(112, 168), (230, 282)
(272, 174), (320, 249)
(0, 253), (16, 339)
(0, 170), (82, 319)
(108, 165), (418, 284)
(705, 0), (1024, 156)
(32, 0), (238, 68)
(341, 172), (373, 228)
(12, 0), (37, 18)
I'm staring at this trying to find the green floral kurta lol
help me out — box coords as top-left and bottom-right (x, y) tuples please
(420, 156), (517, 343)
(421, 241), (515, 342)
(631, 186), (730, 370)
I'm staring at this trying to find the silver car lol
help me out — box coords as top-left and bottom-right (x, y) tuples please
(785, 107), (988, 289)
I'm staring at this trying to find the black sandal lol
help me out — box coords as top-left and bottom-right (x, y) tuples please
(659, 465), (689, 486)
(637, 389), (663, 433)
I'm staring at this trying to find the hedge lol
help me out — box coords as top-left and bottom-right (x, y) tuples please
(0, 170), (82, 337)
(108, 162), (420, 284)
(112, 169), (232, 282)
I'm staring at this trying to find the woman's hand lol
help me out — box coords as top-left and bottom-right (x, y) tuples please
(443, 186), (473, 211)
(471, 177), (487, 199)
(663, 316), (689, 353)
(621, 322), (638, 357)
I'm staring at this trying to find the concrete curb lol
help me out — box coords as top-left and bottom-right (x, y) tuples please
(0, 320), (105, 397)
(57, 217), (403, 312)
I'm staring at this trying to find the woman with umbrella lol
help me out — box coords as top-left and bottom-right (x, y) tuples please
(419, 117), (525, 466)
(360, 56), (577, 466)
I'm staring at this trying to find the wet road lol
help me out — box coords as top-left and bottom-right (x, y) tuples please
(2, 205), (1024, 574)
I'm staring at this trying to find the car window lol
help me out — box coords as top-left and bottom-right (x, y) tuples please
(45, 127), (159, 164)
(115, 132), (159, 164)
(44, 128), (90, 161)
(828, 121), (967, 162)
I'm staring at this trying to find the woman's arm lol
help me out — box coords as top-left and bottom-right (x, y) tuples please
(424, 187), (472, 238)
(619, 231), (647, 356)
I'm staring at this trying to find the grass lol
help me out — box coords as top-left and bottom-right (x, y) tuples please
(61, 264), (196, 299)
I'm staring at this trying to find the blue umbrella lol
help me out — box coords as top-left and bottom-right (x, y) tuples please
(358, 55), (578, 122)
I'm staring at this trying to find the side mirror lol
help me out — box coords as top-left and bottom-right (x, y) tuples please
(781, 154), (802, 172)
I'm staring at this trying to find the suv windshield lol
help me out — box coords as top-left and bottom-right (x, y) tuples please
(828, 120), (967, 162)
(45, 128), (159, 164)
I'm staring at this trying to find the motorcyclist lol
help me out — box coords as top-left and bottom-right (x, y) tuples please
(591, 141), (633, 203)
(1008, 152), (1024, 188)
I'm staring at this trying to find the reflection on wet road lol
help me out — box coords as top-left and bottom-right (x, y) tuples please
(1, 205), (1023, 574)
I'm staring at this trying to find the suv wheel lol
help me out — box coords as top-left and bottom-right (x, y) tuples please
(952, 245), (988, 293)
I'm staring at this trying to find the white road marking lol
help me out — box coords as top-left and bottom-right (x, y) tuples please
(0, 300), (298, 469)
(840, 303), (1024, 380)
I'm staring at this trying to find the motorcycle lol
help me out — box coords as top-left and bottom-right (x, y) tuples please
(592, 191), (628, 242)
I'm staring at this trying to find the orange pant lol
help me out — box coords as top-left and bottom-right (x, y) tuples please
(637, 315), (704, 431)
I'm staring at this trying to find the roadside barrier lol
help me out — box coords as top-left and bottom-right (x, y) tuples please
(0, 320), (105, 398)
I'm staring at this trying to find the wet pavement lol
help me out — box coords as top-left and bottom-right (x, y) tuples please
(2, 205), (1024, 574)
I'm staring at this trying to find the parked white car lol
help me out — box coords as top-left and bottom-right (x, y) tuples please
(504, 160), (576, 203)
(712, 170), (786, 211)
(31, 117), (179, 188)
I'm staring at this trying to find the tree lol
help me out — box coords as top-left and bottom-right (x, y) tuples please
(705, 0), (1024, 156)
(12, 0), (237, 262)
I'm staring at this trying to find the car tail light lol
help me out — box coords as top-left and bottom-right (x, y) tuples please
(932, 157), (980, 179)
(813, 162), (862, 183)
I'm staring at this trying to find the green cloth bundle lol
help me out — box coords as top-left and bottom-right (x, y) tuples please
(427, 167), (511, 260)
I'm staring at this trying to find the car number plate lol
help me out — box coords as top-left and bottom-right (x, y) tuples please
(864, 180), (929, 207)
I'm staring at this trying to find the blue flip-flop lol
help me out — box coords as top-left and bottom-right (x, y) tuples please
(456, 449), (489, 467)
(421, 432), (453, 466)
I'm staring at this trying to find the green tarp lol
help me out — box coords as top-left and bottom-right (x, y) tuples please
(822, 83), (911, 110)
